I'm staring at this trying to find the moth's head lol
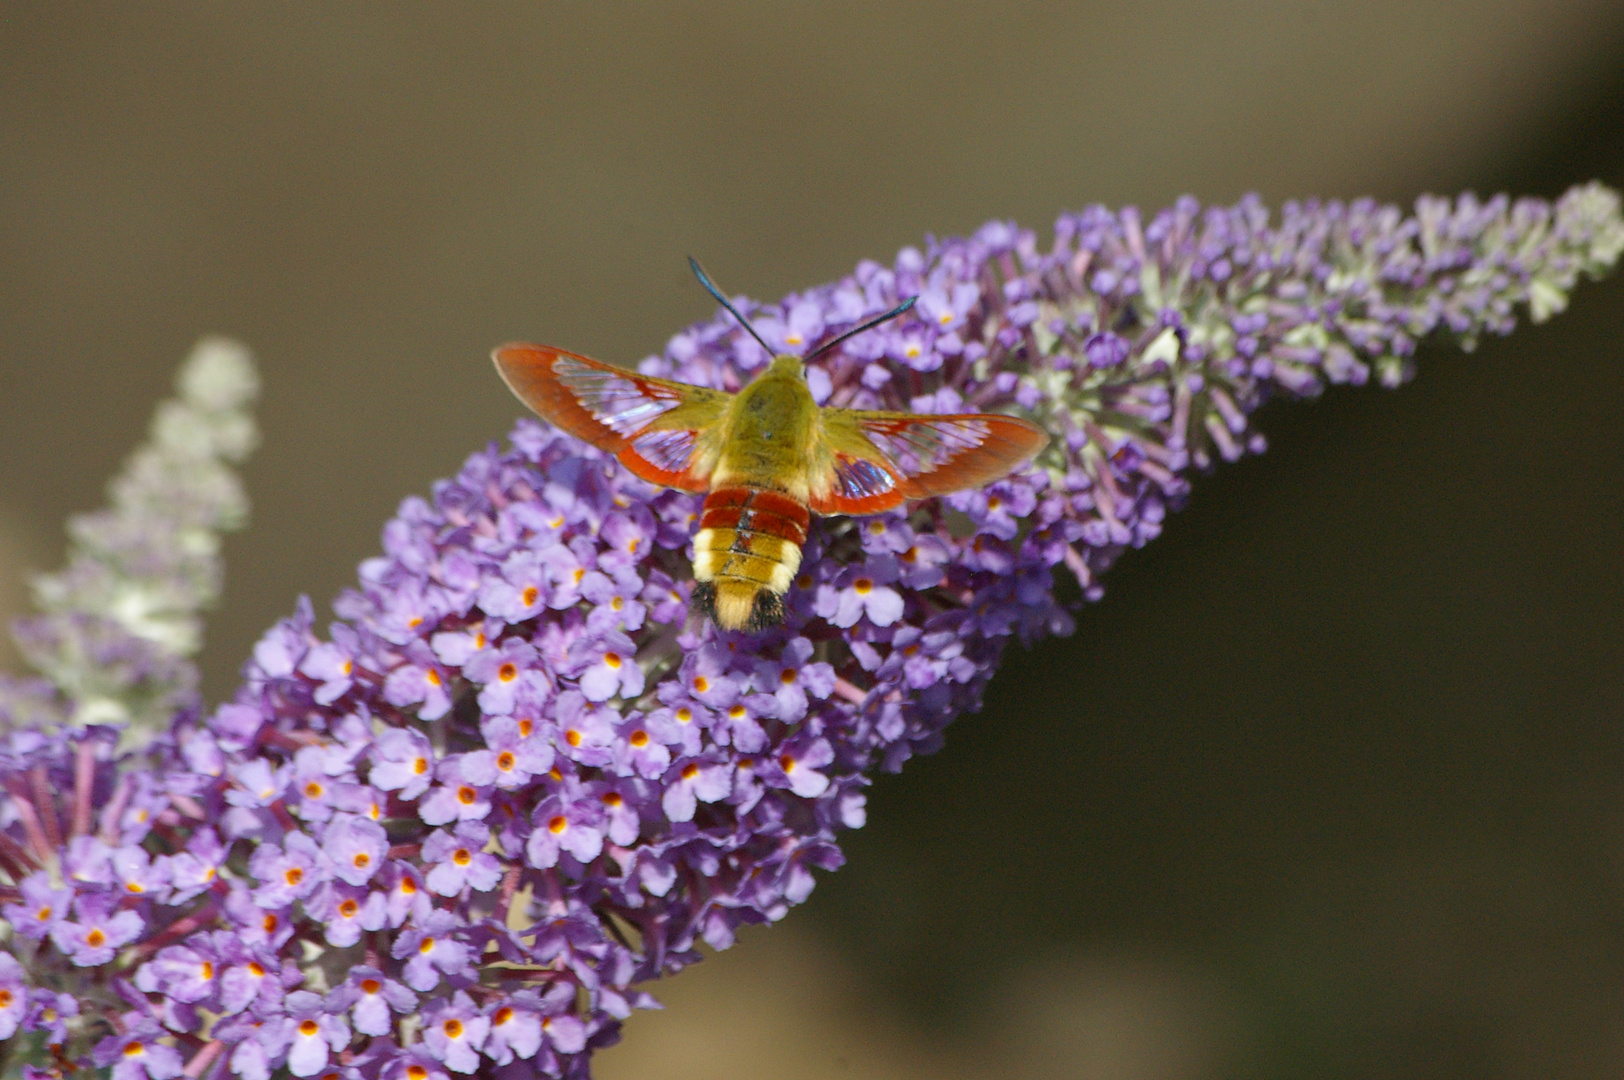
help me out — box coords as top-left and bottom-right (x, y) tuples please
(767, 354), (805, 379)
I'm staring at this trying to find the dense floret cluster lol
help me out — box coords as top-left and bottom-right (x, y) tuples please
(1, 185), (1619, 1080)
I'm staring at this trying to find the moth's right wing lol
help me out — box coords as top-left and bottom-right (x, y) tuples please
(810, 407), (1049, 515)
(493, 344), (731, 492)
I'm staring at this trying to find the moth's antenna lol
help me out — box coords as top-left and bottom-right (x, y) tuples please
(688, 257), (778, 359)
(805, 296), (918, 363)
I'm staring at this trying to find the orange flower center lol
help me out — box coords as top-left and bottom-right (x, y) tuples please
(340, 900), (359, 917)
(123, 1042), (144, 1057)
(854, 578), (874, 594)
(602, 792), (623, 808)
(629, 730), (649, 747)
(419, 937), (436, 954)
(361, 979), (381, 994)
(305, 782), (324, 798)
(603, 652), (622, 669)
(414, 756), (429, 775)
(548, 815), (568, 834)
(285, 867), (303, 886)
(780, 668), (797, 684)
(86, 929), (106, 948)
(493, 1006), (514, 1026)
(497, 751), (516, 770)
(300, 1020), (320, 1037)
(354, 852), (370, 868)
(457, 785), (477, 804)
(521, 585), (540, 607)
(453, 848), (472, 866)
(692, 676), (709, 693)
(426, 669), (442, 686)
(444, 1019), (464, 1039)
(499, 662), (518, 682)
(681, 763), (699, 781)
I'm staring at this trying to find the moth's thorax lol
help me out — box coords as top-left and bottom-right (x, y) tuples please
(711, 354), (821, 498)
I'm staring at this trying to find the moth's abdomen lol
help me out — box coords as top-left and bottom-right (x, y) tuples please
(691, 487), (810, 631)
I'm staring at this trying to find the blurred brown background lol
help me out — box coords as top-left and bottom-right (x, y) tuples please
(3, 4), (1624, 1077)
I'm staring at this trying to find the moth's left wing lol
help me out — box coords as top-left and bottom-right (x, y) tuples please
(810, 408), (1049, 515)
(492, 344), (731, 492)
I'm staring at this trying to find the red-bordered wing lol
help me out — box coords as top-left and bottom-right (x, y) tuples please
(492, 344), (731, 492)
(810, 407), (1049, 515)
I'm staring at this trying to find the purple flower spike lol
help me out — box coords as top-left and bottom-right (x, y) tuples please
(2, 188), (1615, 1080)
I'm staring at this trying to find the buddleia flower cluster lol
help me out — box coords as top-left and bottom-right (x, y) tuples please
(1, 184), (1619, 1080)
(3, 337), (259, 742)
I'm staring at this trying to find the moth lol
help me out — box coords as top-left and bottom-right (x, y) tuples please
(492, 259), (1048, 632)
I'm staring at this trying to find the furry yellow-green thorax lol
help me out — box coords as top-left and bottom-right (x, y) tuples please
(708, 354), (823, 500)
